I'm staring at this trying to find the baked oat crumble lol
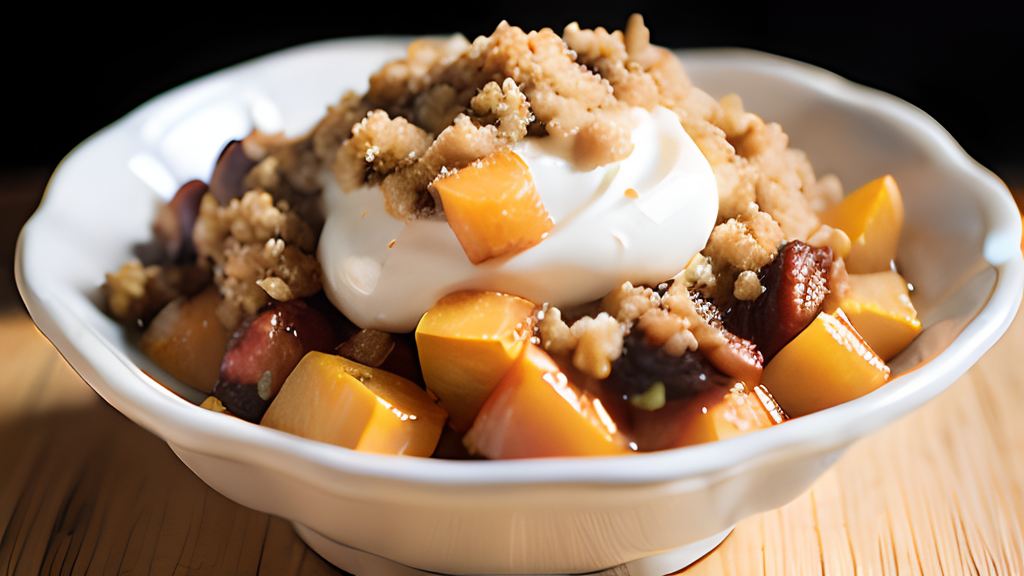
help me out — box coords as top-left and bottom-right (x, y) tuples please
(106, 14), (851, 412)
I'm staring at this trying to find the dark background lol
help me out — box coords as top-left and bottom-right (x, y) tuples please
(4, 2), (1022, 187)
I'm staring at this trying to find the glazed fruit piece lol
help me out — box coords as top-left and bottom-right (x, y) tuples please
(433, 149), (554, 264)
(213, 300), (335, 423)
(151, 179), (208, 263)
(839, 270), (921, 361)
(415, 290), (538, 432)
(761, 309), (890, 417)
(821, 175), (904, 273)
(336, 329), (395, 367)
(464, 344), (629, 459)
(603, 327), (736, 402)
(688, 291), (764, 384)
(726, 240), (833, 362)
(631, 383), (785, 451)
(139, 285), (229, 394)
(261, 352), (447, 457)
(208, 140), (257, 205)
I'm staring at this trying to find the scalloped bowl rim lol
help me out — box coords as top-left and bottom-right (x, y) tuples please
(16, 38), (1024, 494)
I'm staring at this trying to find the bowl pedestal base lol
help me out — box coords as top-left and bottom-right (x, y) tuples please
(293, 522), (734, 576)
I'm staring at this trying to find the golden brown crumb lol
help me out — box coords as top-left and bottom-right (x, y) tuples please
(241, 133), (325, 230)
(805, 173), (845, 213)
(332, 110), (433, 193)
(193, 191), (320, 329)
(104, 260), (209, 326)
(569, 313), (623, 379)
(539, 277), (757, 379)
(469, 78), (533, 141)
(600, 281), (660, 324)
(733, 270), (764, 301)
(385, 114), (505, 219)
(635, 308), (697, 356)
(252, 14), (835, 237)
(701, 211), (784, 300)
(537, 305), (576, 355)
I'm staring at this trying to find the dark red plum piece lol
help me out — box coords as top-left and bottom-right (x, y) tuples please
(209, 140), (257, 206)
(213, 300), (335, 422)
(726, 240), (833, 362)
(152, 179), (207, 263)
(689, 291), (764, 385)
(604, 328), (736, 403)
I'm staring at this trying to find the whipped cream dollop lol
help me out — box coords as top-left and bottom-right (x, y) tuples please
(318, 106), (718, 332)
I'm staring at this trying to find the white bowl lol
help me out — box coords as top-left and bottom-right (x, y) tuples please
(16, 39), (1024, 576)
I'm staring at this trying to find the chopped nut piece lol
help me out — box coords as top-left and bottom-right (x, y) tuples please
(806, 224), (852, 260)
(600, 281), (660, 324)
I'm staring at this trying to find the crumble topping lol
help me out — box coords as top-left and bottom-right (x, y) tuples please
(192, 191), (320, 329)
(106, 15), (849, 385)
(104, 260), (209, 326)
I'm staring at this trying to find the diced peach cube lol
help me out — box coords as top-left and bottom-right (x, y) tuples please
(433, 149), (554, 264)
(260, 352), (447, 457)
(415, 290), (537, 432)
(464, 344), (629, 459)
(839, 270), (921, 361)
(140, 285), (229, 394)
(821, 174), (904, 273)
(761, 310), (890, 417)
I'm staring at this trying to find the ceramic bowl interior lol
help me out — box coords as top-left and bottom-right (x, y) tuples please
(16, 39), (1023, 575)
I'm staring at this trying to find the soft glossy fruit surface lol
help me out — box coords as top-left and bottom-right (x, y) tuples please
(840, 270), (921, 361)
(140, 285), (228, 394)
(209, 140), (256, 206)
(631, 383), (782, 451)
(213, 300), (335, 422)
(151, 179), (207, 263)
(433, 149), (554, 264)
(727, 240), (833, 362)
(761, 310), (890, 417)
(464, 344), (628, 459)
(604, 328), (735, 401)
(261, 352), (447, 457)
(821, 175), (904, 273)
(415, 290), (537, 432)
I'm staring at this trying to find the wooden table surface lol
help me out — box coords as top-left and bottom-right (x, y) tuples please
(2, 169), (1023, 575)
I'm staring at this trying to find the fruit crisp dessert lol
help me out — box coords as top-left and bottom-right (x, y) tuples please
(104, 14), (920, 459)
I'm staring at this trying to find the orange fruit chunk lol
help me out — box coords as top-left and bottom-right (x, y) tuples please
(139, 285), (229, 394)
(839, 271), (921, 361)
(433, 149), (554, 264)
(761, 310), (890, 417)
(821, 174), (904, 273)
(415, 290), (537, 432)
(260, 352), (447, 457)
(464, 344), (629, 459)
